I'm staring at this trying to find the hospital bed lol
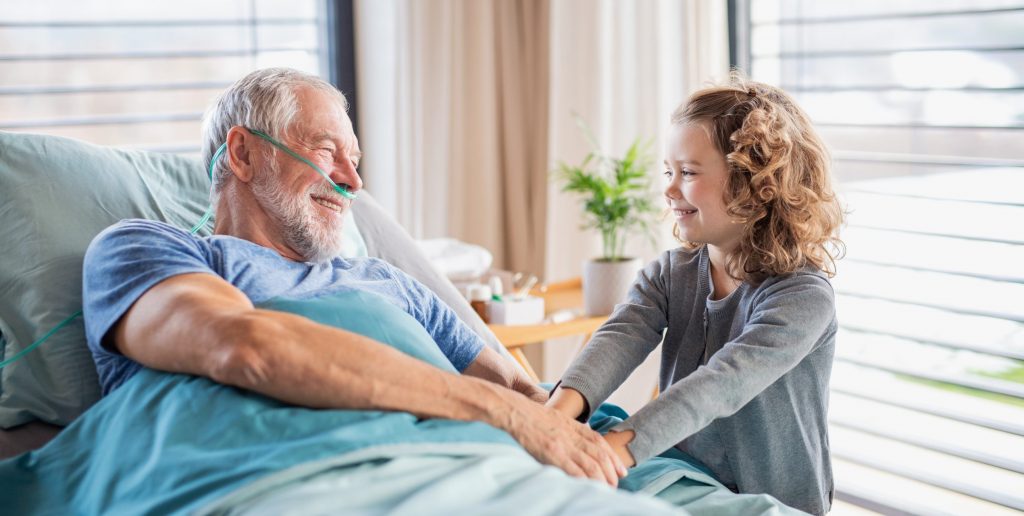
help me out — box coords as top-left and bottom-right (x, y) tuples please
(0, 131), (802, 514)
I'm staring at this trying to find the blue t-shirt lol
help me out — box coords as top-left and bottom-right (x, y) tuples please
(82, 219), (485, 395)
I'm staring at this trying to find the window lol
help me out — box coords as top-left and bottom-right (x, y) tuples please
(735, 1), (1024, 513)
(0, 0), (332, 154)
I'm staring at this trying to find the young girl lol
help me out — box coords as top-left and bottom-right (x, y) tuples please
(547, 75), (844, 515)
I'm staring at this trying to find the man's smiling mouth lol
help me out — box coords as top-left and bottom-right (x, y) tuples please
(311, 195), (344, 213)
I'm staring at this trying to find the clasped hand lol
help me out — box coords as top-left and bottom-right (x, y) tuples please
(506, 399), (629, 487)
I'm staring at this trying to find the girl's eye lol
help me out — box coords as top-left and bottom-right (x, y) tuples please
(663, 169), (673, 179)
(681, 169), (695, 177)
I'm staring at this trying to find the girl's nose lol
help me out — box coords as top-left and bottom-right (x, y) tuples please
(664, 180), (682, 201)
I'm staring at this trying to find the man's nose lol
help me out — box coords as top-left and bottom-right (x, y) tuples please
(330, 158), (363, 193)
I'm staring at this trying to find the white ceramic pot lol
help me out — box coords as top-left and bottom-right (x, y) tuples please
(582, 257), (642, 316)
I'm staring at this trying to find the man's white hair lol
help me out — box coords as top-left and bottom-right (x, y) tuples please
(200, 67), (348, 196)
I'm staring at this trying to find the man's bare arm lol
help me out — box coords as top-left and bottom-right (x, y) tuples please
(463, 347), (547, 403)
(112, 273), (625, 484)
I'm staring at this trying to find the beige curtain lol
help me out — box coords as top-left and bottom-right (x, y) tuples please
(355, 0), (549, 275)
(496, 1), (550, 276)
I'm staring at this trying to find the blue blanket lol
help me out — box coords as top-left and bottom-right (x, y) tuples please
(1, 291), (801, 515)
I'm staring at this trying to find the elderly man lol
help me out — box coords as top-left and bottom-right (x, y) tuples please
(80, 67), (625, 486)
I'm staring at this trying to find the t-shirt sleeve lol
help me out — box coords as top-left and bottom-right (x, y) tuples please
(381, 263), (485, 372)
(82, 219), (217, 360)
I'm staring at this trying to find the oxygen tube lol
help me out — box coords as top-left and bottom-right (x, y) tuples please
(0, 128), (356, 369)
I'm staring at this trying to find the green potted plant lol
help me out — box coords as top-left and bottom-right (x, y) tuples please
(554, 118), (659, 316)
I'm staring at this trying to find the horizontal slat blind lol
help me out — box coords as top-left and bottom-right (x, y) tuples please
(0, 0), (329, 153)
(741, 1), (1024, 513)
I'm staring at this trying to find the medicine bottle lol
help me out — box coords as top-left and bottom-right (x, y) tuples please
(467, 284), (492, 323)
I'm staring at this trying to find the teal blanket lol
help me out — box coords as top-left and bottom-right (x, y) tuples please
(1, 291), (801, 515)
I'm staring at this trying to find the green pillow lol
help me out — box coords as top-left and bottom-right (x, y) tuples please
(0, 131), (366, 427)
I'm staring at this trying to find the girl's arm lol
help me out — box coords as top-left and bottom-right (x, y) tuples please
(547, 254), (672, 420)
(613, 274), (836, 466)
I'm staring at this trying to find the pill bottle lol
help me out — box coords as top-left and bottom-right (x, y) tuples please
(468, 284), (492, 323)
(488, 276), (504, 300)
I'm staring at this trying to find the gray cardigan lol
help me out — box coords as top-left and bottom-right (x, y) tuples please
(559, 246), (836, 515)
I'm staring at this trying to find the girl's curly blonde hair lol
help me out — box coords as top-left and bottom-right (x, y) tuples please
(672, 73), (845, 284)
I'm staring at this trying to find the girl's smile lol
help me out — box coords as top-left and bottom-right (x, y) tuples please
(672, 207), (698, 219)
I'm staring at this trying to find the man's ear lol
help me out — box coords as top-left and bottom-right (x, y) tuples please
(225, 126), (257, 183)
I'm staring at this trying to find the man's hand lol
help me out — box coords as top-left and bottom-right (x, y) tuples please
(512, 374), (549, 403)
(603, 429), (637, 468)
(497, 395), (627, 486)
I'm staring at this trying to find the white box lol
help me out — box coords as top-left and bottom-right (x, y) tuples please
(488, 296), (545, 325)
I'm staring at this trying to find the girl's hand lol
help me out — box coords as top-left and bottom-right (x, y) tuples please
(603, 429), (637, 468)
(546, 385), (587, 420)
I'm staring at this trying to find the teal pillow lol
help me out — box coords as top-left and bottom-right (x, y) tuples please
(258, 290), (456, 373)
(0, 131), (367, 427)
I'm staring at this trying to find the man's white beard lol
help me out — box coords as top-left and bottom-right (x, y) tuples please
(250, 162), (348, 263)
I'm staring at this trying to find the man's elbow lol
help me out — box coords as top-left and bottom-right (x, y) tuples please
(207, 313), (276, 389)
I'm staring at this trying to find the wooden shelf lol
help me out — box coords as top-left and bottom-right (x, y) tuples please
(490, 316), (607, 348)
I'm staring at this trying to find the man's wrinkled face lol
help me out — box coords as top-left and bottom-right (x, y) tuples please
(250, 86), (363, 263)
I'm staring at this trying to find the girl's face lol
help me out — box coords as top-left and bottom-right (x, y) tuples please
(663, 122), (743, 252)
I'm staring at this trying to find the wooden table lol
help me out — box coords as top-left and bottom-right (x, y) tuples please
(488, 278), (607, 382)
